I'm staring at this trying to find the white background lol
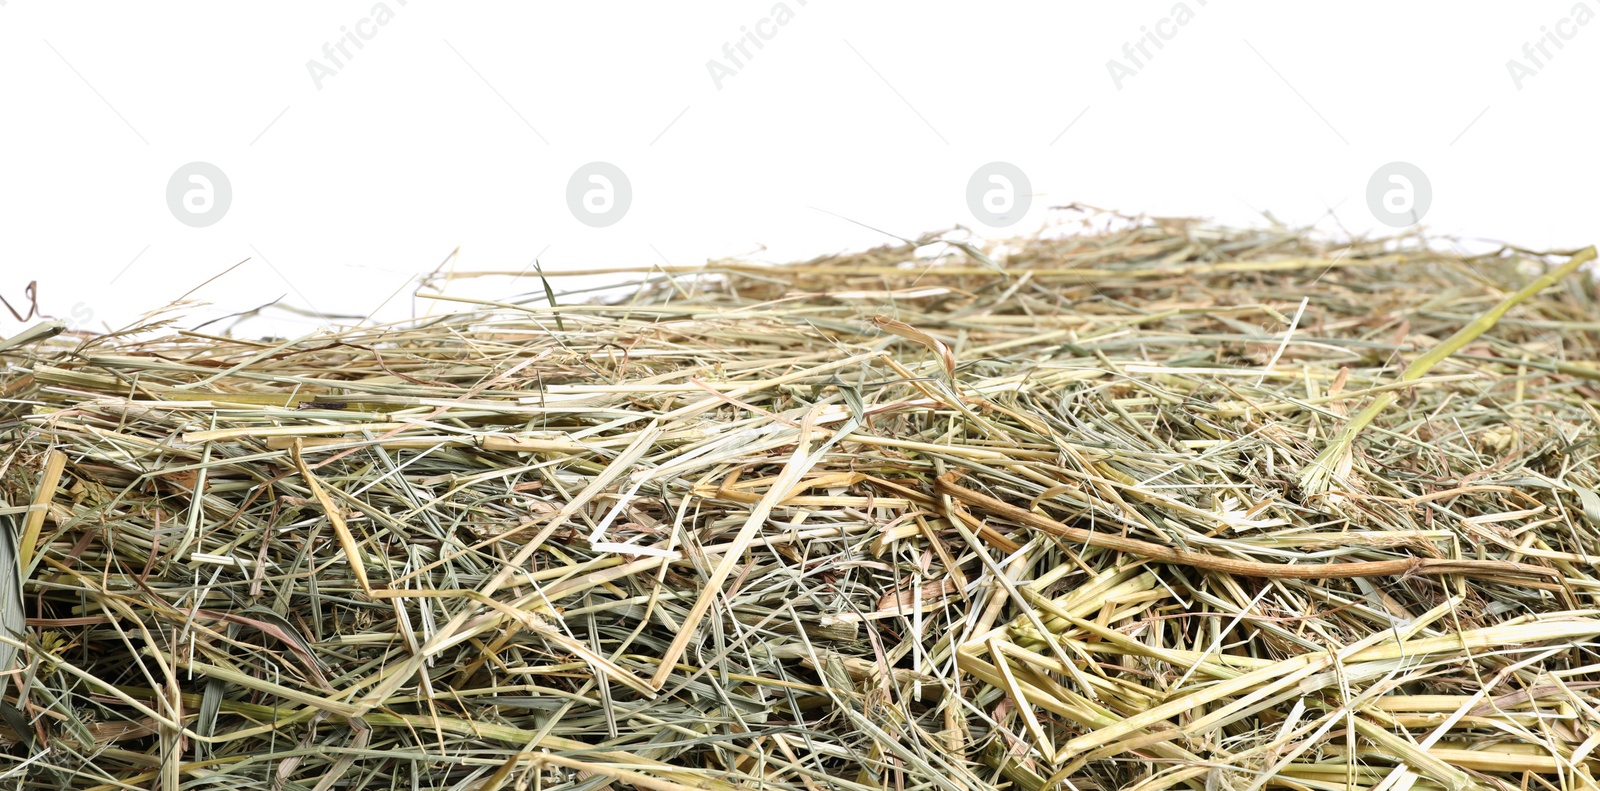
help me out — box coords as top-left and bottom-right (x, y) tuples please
(1, 2), (1595, 337)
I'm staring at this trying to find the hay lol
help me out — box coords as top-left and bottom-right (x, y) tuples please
(1, 214), (1599, 790)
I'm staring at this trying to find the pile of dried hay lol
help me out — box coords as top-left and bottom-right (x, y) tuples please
(1, 215), (1598, 791)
